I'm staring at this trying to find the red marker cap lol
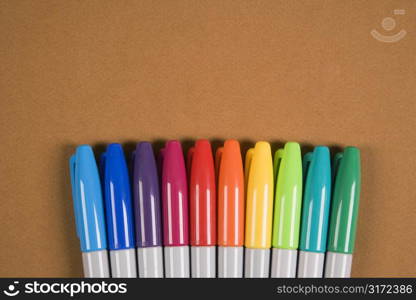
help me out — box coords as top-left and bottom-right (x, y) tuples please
(188, 139), (216, 246)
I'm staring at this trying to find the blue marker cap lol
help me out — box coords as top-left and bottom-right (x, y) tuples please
(70, 145), (107, 252)
(101, 143), (135, 251)
(299, 146), (332, 253)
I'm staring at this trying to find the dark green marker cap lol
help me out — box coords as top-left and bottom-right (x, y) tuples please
(327, 147), (361, 254)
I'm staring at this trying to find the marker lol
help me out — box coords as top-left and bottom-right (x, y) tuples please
(244, 142), (274, 278)
(216, 140), (245, 278)
(101, 144), (137, 278)
(325, 147), (361, 278)
(69, 145), (109, 278)
(132, 142), (164, 278)
(161, 141), (190, 278)
(188, 140), (216, 278)
(271, 142), (302, 278)
(298, 146), (331, 278)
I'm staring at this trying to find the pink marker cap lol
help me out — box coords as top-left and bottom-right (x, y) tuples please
(161, 140), (189, 246)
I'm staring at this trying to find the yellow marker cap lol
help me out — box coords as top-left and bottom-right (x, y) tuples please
(244, 142), (274, 249)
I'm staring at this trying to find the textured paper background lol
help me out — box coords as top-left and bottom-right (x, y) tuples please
(0, 0), (415, 277)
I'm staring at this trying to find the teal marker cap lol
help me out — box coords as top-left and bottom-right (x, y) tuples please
(299, 146), (331, 253)
(327, 147), (361, 254)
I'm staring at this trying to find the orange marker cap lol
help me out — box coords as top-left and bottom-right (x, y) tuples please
(216, 140), (245, 247)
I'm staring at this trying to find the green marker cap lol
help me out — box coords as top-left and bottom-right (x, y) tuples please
(327, 147), (361, 254)
(272, 142), (303, 249)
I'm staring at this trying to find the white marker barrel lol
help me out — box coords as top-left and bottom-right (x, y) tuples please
(191, 246), (216, 278)
(297, 251), (325, 278)
(270, 248), (297, 278)
(244, 248), (270, 278)
(109, 249), (137, 278)
(164, 246), (190, 278)
(137, 246), (164, 278)
(324, 252), (352, 278)
(82, 250), (110, 278)
(218, 246), (243, 278)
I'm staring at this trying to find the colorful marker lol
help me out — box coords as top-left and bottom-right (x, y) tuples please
(244, 142), (274, 278)
(298, 146), (331, 278)
(325, 147), (361, 278)
(70, 145), (109, 278)
(101, 144), (137, 278)
(188, 140), (217, 278)
(161, 141), (190, 278)
(271, 142), (302, 278)
(216, 140), (245, 278)
(133, 142), (164, 278)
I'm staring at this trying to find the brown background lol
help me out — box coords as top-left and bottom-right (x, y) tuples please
(0, 0), (415, 277)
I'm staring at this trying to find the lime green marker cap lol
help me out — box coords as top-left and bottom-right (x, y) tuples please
(327, 147), (361, 254)
(272, 142), (303, 249)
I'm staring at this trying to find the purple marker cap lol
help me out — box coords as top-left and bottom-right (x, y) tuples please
(161, 140), (189, 247)
(133, 142), (163, 248)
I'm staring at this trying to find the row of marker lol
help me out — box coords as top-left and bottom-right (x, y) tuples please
(69, 140), (361, 278)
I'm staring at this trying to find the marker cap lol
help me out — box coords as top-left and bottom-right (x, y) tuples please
(161, 140), (189, 246)
(101, 143), (135, 251)
(70, 145), (107, 252)
(188, 140), (216, 247)
(244, 141), (274, 249)
(216, 140), (245, 247)
(272, 142), (302, 249)
(299, 146), (331, 253)
(327, 147), (361, 254)
(132, 142), (163, 248)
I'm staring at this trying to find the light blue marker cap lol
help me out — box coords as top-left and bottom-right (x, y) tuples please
(70, 145), (107, 252)
(299, 146), (331, 253)
(101, 143), (135, 251)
